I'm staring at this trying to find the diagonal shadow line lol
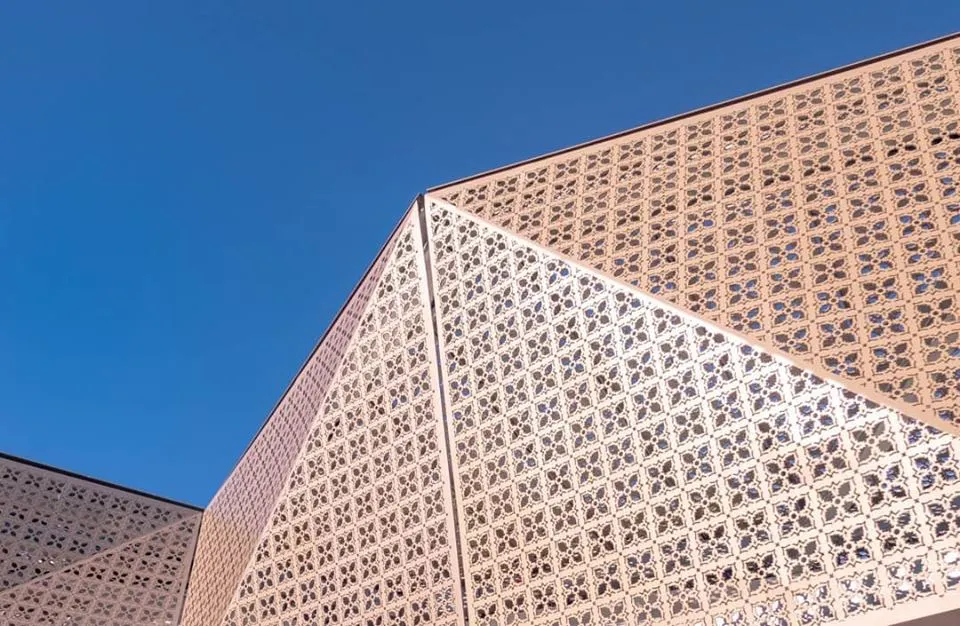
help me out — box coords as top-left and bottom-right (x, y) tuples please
(425, 194), (955, 438)
(0, 510), (201, 603)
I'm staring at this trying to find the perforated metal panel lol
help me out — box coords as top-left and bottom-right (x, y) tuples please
(0, 455), (201, 625)
(434, 37), (960, 434)
(181, 233), (400, 626)
(213, 216), (465, 626)
(425, 197), (960, 626)
(11, 33), (960, 626)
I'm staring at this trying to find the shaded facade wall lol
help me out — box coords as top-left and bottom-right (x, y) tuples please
(181, 227), (402, 626)
(0, 455), (201, 625)
(211, 216), (463, 626)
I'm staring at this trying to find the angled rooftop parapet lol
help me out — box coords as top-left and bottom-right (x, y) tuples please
(0, 453), (201, 625)
(432, 33), (960, 437)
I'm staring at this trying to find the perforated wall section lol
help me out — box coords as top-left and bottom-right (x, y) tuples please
(425, 198), (960, 626)
(434, 38), (960, 433)
(10, 34), (960, 626)
(182, 235), (399, 626)
(215, 217), (464, 626)
(0, 455), (201, 625)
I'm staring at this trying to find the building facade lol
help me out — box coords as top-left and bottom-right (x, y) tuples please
(4, 33), (960, 626)
(0, 454), (201, 625)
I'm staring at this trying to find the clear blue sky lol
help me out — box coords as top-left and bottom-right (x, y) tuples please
(0, 2), (955, 507)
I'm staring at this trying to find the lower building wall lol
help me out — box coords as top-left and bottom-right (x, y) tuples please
(0, 455), (201, 626)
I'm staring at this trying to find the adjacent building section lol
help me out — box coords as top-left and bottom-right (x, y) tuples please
(0, 454), (201, 625)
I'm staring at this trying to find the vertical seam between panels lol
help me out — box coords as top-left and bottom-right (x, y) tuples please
(427, 195), (956, 438)
(175, 513), (203, 626)
(416, 195), (471, 625)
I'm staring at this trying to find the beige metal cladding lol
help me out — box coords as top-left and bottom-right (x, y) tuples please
(433, 35), (960, 436)
(12, 32), (953, 626)
(425, 197), (960, 626)
(0, 455), (201, 625)
(180, 227), (401, 626)
(210, 216), (465, 626)
(177, 35), (960, 626)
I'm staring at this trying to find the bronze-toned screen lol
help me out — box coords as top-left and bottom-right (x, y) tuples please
(179, 36), (960, 626)
(207, 216), (465, 626)
(181, 229), (401, 626)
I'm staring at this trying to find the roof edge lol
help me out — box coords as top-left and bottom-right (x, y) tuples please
(427, 30), (960, 192)
(0, 450), (204, 512)
(206, 197), (420, 506)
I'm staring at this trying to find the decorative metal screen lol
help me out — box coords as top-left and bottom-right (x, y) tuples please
(183, 36), (960, 626)
(424, 197), (960, 626)
(0, 455), (201, 625)
(181, 232), (401, 626)
(212, 216), (464, 626)
(433, 37), (960, 435)
(9, 33), (960, 626)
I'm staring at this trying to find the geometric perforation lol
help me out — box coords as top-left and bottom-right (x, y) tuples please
(0, 455), (201, 626)
(181, 226), (405, 626)
(0, 517), (201, 626)
(211, 215), (466, 626)
(12, 33), (960, 626)
(434, 35), (960, 435)
(425, 197), (960, 626)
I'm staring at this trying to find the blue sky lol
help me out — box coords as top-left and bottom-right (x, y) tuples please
(0, 2), (955, 507)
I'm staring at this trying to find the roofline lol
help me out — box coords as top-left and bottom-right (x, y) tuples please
(0, 449), (203, 512)
(427, 30), (960, 192)
(207, 197), (419, 504)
